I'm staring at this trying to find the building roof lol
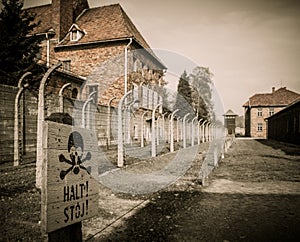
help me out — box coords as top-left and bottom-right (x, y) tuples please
(266, 98), (300, 120)
(27, 3), (165, 68)
(223, 109), (237, 116)
(28, 3), (150, 50)
(243, 87), (300, 107)
(58, 4), (150, 49)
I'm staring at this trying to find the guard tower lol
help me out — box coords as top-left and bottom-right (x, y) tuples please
(223, 109), (238, 135)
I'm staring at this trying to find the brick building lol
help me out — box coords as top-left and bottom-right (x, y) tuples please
(27, 0), (166, 105)
(1, 0), (167, 165)
(243, 87), (300, 138)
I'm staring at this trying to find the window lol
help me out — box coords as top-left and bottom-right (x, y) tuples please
(269, 107), (274, 116)
(257, 123), (263, 132)
(62, 60), (71, 71)
(69, 24), (84, 42)
(70, 30), (78, 41)
(72, 88), (78, 99)
(257, 108), (263, 117)
(87, 84), (98, 104)
(70, 29), (83, 41)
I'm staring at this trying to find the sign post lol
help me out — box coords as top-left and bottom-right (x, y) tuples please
(41, 121), (99, 241)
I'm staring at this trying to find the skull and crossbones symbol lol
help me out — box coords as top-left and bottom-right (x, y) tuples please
(59, 131), (91, 180)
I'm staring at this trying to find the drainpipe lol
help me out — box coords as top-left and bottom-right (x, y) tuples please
(124, 38), (133, 94)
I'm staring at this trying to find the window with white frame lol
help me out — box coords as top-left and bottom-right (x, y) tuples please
(257, 108), (263, 117)
(70, 27), (83, 42)
(87, 84), (99, 104)
(70, 30), (78, 41)
(257, 123), (263, 132)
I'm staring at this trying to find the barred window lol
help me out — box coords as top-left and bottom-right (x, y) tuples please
(257, 123), (263, 132)
(257, 108), (263, 117)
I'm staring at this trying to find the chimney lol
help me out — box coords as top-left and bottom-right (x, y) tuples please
(51, 0), (89, 41)
(272, 87), (275, 93)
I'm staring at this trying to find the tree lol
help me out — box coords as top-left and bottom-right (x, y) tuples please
(0, 0), (41, 86)
(189, 66), (215, 120)
(174, 70), (194, 118)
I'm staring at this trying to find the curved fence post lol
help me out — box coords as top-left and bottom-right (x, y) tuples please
(140, 111), (148, 147)
(59, 83), (71, 113)
(118, 90), (132, 167)
(151, 103), (162, 157)
(191, 117), (197, 146)
(201, 120), (207, 143)
(14, 72), (32, 166)
(170, 109), (179, 152)
(183, 113), (190, 148)
(197, 119), (203, 145)
(82, 91), (97, 128)
(107, 97), (116, 148)
(36, 62), (62, 189)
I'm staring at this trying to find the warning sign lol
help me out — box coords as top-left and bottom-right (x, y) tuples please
(41, 121), (99, 233)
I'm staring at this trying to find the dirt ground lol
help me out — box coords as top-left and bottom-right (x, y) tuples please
(1, 139), (300, 241)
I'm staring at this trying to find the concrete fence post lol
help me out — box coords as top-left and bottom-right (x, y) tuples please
(107, 97), (116, 148)
(197, 119), (203, 145)
(191, 117), (197, 146)
(176, 117), (180, 142)
(59, 83), (71, 113)
(36, 63), (62, 189)
(82, 91), (97, 128)
(201, 120), (207, 143)
(170, 109), (179, 152)
(140, 111), (148, 147)
(151, 103), (162, 157)
(183, 113), (190, 148)
(118, 90), (133, 167)
(14, 72), (32, 166)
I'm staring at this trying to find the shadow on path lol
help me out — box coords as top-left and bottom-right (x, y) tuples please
(95, 190), (300, 242)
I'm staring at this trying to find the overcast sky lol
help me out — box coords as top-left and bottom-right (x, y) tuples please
(22, 0), (300, 115)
